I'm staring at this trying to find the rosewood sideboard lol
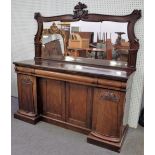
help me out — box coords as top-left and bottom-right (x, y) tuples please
(13, 2), (141, 152)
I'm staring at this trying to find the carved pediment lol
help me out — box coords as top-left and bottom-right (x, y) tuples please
(73, 2), (88, 19)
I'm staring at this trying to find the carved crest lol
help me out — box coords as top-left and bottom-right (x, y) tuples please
(73, 2), (88, 19)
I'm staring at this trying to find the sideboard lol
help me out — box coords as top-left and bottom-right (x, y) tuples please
(14, 58), (133, 152)
(13, 2), (141, 152)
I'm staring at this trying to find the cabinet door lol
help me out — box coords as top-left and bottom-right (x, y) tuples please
(17, 74), (37, 116)
(66, 83), (92, 128)
(92, 88), (125, 138)
(39, 79), (65, 121)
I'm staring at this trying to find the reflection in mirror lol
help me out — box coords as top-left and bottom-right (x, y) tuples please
(42, 21), (129, 62)
(42, 22), (66, 58)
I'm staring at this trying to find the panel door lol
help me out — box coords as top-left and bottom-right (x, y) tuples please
(92, 88), (125, 138)
(66, 82), (92, 128)
(39, 78), (65, 121)
(17, 74), (37, 116)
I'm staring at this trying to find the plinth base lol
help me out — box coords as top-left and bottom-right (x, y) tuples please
(87, 125), (128, 152)
(14, 112), (40, 124)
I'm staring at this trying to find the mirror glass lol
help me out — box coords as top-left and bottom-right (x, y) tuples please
(42, 21), (129, 62)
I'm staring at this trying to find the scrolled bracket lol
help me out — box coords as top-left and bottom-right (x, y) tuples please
(131, 10), (141, 20)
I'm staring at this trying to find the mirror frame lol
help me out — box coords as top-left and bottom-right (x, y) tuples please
(34, 2), (141, 70)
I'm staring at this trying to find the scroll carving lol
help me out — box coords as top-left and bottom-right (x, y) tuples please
(100, 91), (119, 102)
(73, 2), (88, 19)
(131, 10), (141, 20)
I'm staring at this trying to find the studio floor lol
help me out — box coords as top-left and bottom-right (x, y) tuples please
(11, 97), (144, 155)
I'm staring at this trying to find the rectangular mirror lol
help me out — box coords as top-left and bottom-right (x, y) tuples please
(42, 21), (129, 62)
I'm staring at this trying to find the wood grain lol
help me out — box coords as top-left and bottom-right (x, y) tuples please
(66, 83), (92, 128)
(17, 74), (37, 117)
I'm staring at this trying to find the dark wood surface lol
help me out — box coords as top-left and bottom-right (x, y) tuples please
(41, 79), (65, 121)
(92, 88), (123, 138)
(15, 55), (129, 69)
(66, 83), (92, 128)
(13, 58), (133, 82)
(17, 74), (37, 117)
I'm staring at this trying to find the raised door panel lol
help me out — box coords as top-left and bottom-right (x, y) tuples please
(17, 74), (37, 116)
(92, 88), (125, 138)
(42, 79), (65, 121)
(66, 83), (92, 128)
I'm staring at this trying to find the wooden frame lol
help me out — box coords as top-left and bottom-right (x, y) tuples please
(34, 2), (141, 70)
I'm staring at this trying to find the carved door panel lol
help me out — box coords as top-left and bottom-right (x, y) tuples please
(66, 83), (92, 128)
(17, 74), (37, 116)
(40, 79), (65, 121)
(92, 88), (125, 138)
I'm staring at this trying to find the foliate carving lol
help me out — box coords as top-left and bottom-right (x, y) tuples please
(50, 23), (63, 35)
(131, 10), (141, 21)
(132, 10), (141, 17)
(43, 23), (65, 37)
(100, 91), (119, 102)
(73, 2), (88, 19)
(21, 76), (33, 84)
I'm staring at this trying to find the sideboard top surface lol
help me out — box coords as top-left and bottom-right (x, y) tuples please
(13, 58), (134, 82)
